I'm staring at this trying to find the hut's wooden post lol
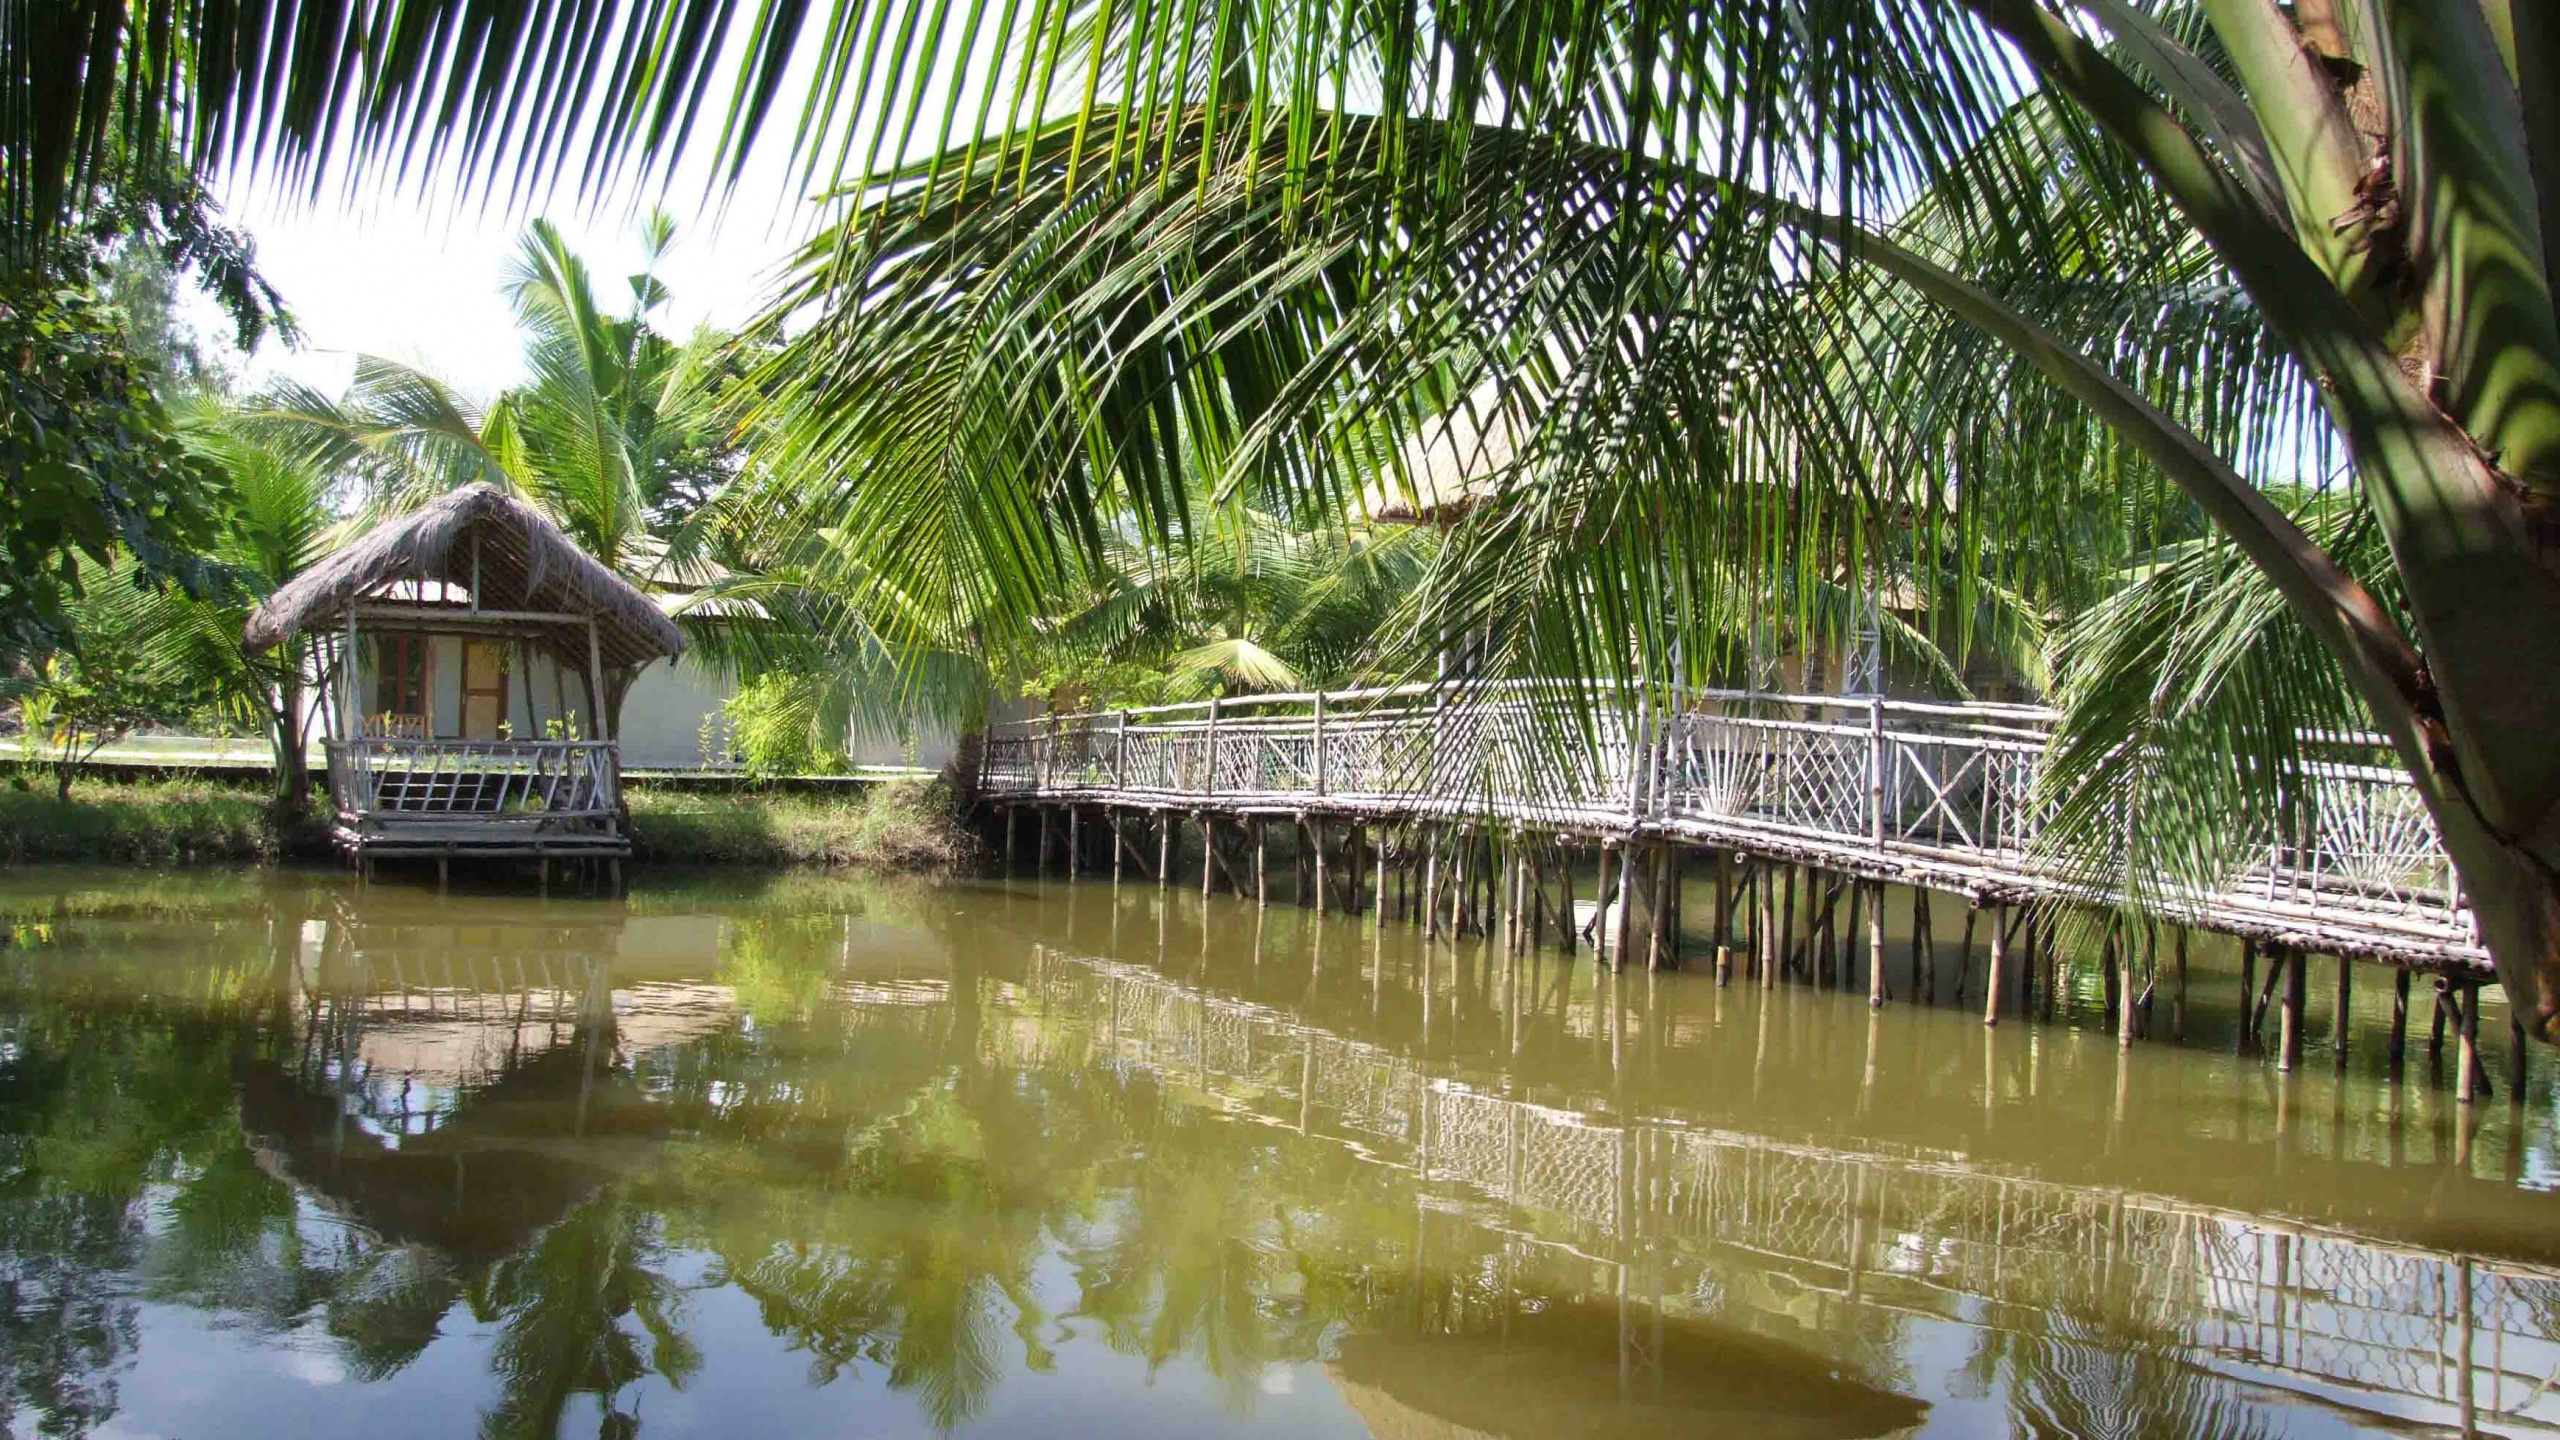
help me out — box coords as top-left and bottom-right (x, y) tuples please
(2333, 955), (2353, 1071)
(1203, 697), (1221, 801)
(1158, 811), (1171, 890)
(1558, 842), (1577, 957)
(1312, 691), (1328, 796)
(2293, 948), (2314, 1071)
(1424, 829), (1443, 939)
(1040, 809), (1053, 873)
(2238, 940), (2260, 1054)
(1113, 808), (1125, 885)
(2118, 927), (2138, 1048)
(1610, 845), (1637, 967)
(1068, 805), (1080, 876)
(1202, 813), (1217, 897)
(1373, 829), (1388, 927)
(1981, 903), (2006, 1027)
(1314, 815), (1330, 915)
(1867, 881), (1886, 1008)
(2172, 929), (2189, 1041)
(1648, 840), (1669, 963)
(2388, 968), (2411, 1078)
(1255, 818), (1268, 907)
(1004, 807), (1017, 871)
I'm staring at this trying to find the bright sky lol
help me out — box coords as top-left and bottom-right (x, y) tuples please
(215, 162), (816, 404)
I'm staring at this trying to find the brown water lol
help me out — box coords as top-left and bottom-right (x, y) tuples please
(3, 865), (2555, 1440)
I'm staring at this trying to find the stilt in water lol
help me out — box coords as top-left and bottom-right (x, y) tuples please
(1951, 903), (1978, 1009)
(2388, 968), (2411, 1079)
(1005, 807), (1018, 871)
(2237, 940), (2260, 1053)
(2117, 925), (2137, 1048)
(1373, 829), (1389, 928)
(1647, 846), (1673, 972)
(1559, 842), (1578, 958)
(1914, 888), (1935, 1004)
(1040, 808), (1053, 873)
(1255, 818), (1268, 907)
(1158, 811), (1172, 889)
(1313, 817), (1329, 914)
(1424, 829), (1443, 940)
(1611, 844), (1639, 969)
(1068, 806), (1081, 876)
(2333, 954), (2353, 1071)
(1113, 809), (1126, 885)
(1866, 881), (1886, 1008)
(2171, 929), (2189, 1041)
(1981, 903), (2006, 1026)
(1713, 855), (1735, 985)
(1778, 865), (1798, 981)
(1201, 814), (1217, 897)
(2278, 948), (2306, 1073)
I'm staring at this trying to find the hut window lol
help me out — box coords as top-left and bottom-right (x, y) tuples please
(373, 634), (430, 729)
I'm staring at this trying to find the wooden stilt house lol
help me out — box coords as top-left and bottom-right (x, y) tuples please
(242, 483), (684, 867)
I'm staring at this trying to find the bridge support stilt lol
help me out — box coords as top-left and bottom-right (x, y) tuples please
(1867, 881), (1886, 1006)
(1982, 903), (2006, 1027)
(2335, 955), (2352, 1071)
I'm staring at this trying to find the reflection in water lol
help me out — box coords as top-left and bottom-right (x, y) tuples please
(0, 869), (2555, 1439)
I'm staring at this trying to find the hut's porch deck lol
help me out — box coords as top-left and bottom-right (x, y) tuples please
(324, 738), (626, 858)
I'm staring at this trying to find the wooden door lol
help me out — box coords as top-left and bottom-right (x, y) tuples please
(461, 639), (511, 739)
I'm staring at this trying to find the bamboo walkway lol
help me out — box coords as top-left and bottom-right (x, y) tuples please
(984, 683), (2481, 973)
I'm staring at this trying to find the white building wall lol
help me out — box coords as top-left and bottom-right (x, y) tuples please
(340, 627), (973, 774)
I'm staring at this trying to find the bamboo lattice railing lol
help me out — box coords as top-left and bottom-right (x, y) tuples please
(324, 738), (625, 853)
(983, 683), (2478, 965)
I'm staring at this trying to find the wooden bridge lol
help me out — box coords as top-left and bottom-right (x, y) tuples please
(985, 683), (2478, 966)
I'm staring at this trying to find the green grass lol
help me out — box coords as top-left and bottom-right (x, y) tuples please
(627, 781), (979, 871)
(0, 772), (305, 865)
(0, 767), (979, 874)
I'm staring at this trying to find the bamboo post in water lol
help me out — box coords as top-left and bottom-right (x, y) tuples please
(1158, 811), (1171, 890)
(1915, 888), (1935, 1004)
(2237, 940), (2259, 1054)
(1202, 813), (1217, 898)
(2293, 948), (2314, 1071)
(2334, 955), (2353, 1071)
(2172, 929), (2189, 1040)
(1867, 881), (1886, 1008)
(1982, 903), (2006, 1026)
(2118, 927), (2138, 1048)
(1611, 843), (1638, 969)
(1068, 805), (1080, 875)
(2389, 968), (2411, 1078)
(1424, 830), (1443, 940)
(1255, 819), (1268, 908)
(1313, 816), (1329, 915)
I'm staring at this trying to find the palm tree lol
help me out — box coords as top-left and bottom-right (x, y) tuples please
(17, 2), (2560, 1031)
(104, 418), (334, 811)
(240, 213), (735, 732)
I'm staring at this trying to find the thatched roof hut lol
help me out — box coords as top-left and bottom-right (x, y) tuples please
(243, 483), (682, 672)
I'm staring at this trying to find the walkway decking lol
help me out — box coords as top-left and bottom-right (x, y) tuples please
(984, 683), (2482, 971)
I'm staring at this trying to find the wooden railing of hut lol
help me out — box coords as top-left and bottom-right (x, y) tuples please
(324, 737), (624, 856)
(982, 682), (2478, 968)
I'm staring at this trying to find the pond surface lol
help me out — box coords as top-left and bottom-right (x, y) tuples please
(3, 866), (2556, 1439)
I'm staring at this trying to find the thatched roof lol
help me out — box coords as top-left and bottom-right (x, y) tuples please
(1363, 390), (1522, 526)
(243, 483), (683, 671)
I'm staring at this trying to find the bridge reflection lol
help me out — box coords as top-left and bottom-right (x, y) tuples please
(1016, 940), (2560, 1436)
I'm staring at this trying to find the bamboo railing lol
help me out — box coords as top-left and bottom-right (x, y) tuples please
(983, 683), (2478, 965)
(323, 737), (625, 854)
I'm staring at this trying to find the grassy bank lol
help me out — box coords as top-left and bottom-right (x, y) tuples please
(0, 769), (977, 873)
(627, 781), (977, 870)
(0, 773), (302, 865)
